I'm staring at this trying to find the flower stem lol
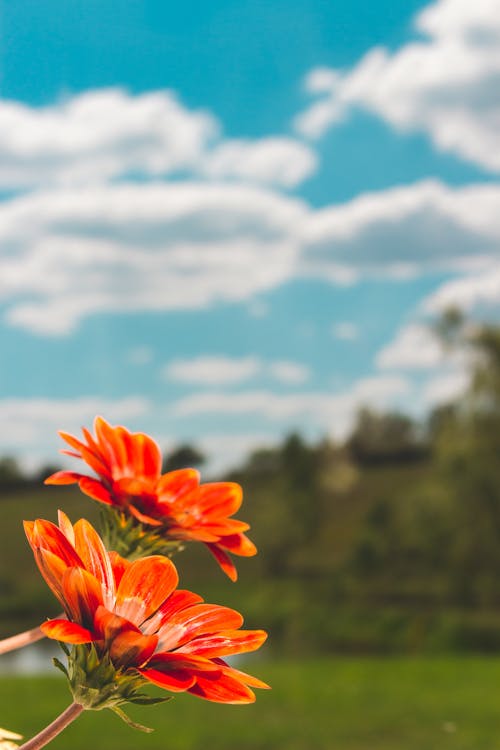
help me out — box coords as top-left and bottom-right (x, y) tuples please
(0, 625), (45, 655)
(18, 703), (84, 750)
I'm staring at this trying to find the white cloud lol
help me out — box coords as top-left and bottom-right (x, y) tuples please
(302, 180), (500, 277)
(164, 356), (261, 385)
(0, 396), (150, 469)
(171, 375), (411, 439)
(0, 88), (316, 190)
(0, 182), (306, 334)
(268, 360), (310, 385)
(295, 0), (500, 173)
(332, 322), (359, 341)
(422, 267), (500, 313)
(163, 355), (310, 386)
(1, 177), (500, 335)
(0, 89), (216, 188)
(201, 137), (317, 188)
(376, 323), (447, 370)
(421, 369), (470, 407)
(198, 432), (277, 476)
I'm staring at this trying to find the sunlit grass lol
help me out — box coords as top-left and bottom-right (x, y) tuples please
(4, 657), (500, 750)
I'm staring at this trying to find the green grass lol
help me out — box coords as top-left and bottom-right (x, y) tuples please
(4, 657), (500, 750)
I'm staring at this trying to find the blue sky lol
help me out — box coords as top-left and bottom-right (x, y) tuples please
(0, 0), (499, 473)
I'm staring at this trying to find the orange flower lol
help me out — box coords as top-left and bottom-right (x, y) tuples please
(25, 513), (268, 706)
(45, 417), (256, 581)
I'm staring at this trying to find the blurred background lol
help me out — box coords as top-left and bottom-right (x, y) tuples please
(2, 0), (500, 747)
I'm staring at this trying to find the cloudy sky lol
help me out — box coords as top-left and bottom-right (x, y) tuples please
(0, 0), (498, 473)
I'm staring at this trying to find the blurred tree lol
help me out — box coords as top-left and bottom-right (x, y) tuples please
(162, 444), (206, 473)
(431, 316), (500, 604)
(348, 408), (427, 465)
(0, 456), (24, 486)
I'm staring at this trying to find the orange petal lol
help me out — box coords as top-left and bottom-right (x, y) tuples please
(62, 567), (103, 628)
(132, 432), (162, 479)
(94, 604), (135, 643)
(216, 661), (271, 690)
(139, 653), (220, 692)
(57, 510), (75, 546)
(142, 589), (204, 635)
(217, 533), (257, 557)
(23, 520), (35, 545)
(156, 604), (243, 651)
(188, 672), (256, 704)
(60, 431), (111, 479)
(156, 469), (200, 506)
(44, 471), (82, 486)
(196, 483), (243, 518)
(78, 477), (115, 506)
(109, 629), (158, 669)
(94, 417), (129, 474)
(167, 526), (221, 543)
(109, 552), (131, 589)
(139, 667), (196, 692)
(73, 519), (115, 600)
(127, 503), (163, 527)
(41, 619), (94, 644)
(31, 520), (83, 567)
(196, 519), (250, 535)
(205, 543), (237, 581)
(115, 556), (178, 625)
(180, 629), (268, 658)
(34, 548), (69, 607)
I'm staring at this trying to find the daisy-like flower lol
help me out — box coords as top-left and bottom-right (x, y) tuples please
(25, 512), (268, 712)
(0, 727), (22, 750)
(45, 417), (255, 581)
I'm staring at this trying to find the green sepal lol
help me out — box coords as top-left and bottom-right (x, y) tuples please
(52, 657), (68, 677)
(110, 706), (154, 733)
(99, 506), (184, 561)
(62, 644), (149, 710)
(127, 695), (172, 706)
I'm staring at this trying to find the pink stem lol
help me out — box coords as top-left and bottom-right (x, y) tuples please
(18, 703), (84, 750)
(0, 625), (45, 655)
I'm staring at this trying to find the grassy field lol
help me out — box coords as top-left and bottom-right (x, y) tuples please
(4, 657), (500, 750)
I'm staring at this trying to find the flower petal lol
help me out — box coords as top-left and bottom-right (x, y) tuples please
(179, 629), (268, 658)
(156, 603), (243, 651)
(188, 672), (256, 704)
(196, 483), (243, 518)
(73, 519), (115, 604)
(109, 629), (158, 669)
(33, 548), (69, 606)
(141, 589), (204, 635)
(139, 653), (220, 692)
(59, 431), (111, 479)
(156, 469), (200, 506)
(215, 661), (271, 690)
(40, 619), (94, 644)
(205, 543), (237, 582)
(139, 667), (196, 692)
(115, 556), (178, 625)
(94, 604), (135, 642)
(109, 552), (131, 589)
(78, 477), (115, 506)
(57, 510), (75, 546)
(217, 533), (257, 557)
(29, 520), (83, 568)
(62, 567), (103, 628)
(44, 471), (82, 486)
(127, 503), (163, 527)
